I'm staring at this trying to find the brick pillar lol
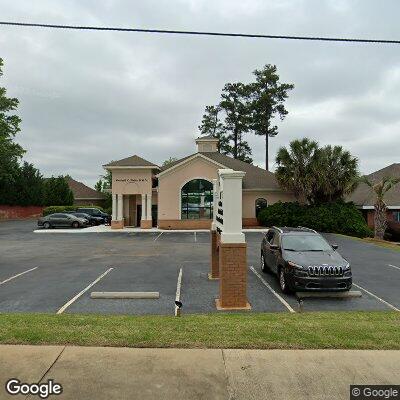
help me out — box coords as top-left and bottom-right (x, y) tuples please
(209, 230), (219, 279)
(216, 242), (250, 310)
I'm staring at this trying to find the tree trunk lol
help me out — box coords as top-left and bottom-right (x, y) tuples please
(374, 200), (387, 240)
(265, 134), (269, 170)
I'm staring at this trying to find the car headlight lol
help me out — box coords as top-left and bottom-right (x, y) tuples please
(344, 262), (350, 270)
(288, 261), (303, 269)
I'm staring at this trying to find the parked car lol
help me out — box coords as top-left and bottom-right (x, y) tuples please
(76, 208), (111, 224)
(261, 226), (352, 293)
(38, 213), (89, 229)
(67, 212), (103, 226)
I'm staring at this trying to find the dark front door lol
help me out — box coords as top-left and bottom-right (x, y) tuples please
(152, 205), (157, 227)
(136, 205), (142, 226)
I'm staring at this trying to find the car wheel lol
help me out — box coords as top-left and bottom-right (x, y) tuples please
(72, 221), (80, 229)
(261, 252), (269, 273)
(279, 268), (291, 294)
(43, 222), (51, 229)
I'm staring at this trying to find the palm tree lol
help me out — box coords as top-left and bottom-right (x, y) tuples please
(359, 176), (400, 240)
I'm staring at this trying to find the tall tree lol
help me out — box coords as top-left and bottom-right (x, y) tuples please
(44, 176), (74, 206)
(248, 64), (294, 170)
(198, 105), (230, 154)
(359, 176), (400, 240)
(219, 83), (252, 163)
(0, 58), (25, 188)
(275, 138), (359, 204)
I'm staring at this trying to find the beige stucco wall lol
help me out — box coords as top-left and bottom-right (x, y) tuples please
(242, 190), (296, 219)
(111, 169), (153, 195)
(158, 157), (220, 220)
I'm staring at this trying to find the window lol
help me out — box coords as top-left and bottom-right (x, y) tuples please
(255, 198), (268, 217)
(394, 211), (400, 222)
(181, 179), (213, 220)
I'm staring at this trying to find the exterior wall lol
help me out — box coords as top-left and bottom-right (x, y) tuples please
(111, 169), (153, 196)
(73, 198), (105, 207)
(366, 209), (397, 228)
(242, 190), (296, 219)
(0, 205), (44, 220)
(158, 157), (220, 221)
(158, 219), (212, 230)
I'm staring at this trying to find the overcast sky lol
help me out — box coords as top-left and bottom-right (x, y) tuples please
(1, 0), (399, 187)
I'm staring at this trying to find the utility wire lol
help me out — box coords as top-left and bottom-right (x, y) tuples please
(0, 21), (399, 45)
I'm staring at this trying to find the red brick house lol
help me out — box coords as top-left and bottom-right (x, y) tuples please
(66, 177), (106, 207)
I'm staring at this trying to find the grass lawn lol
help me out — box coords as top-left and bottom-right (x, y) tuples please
(0, 312), (399, 349)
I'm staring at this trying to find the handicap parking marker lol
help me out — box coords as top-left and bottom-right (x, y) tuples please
(353, 283), (399, 312)
(249, 266), (295, 313)
(56, 267), (113, 314)
(388, 264), (400, 271)
(0, 267), (38, 286)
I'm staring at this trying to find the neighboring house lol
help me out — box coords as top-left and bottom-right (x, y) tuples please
(103, 136), (296, 229)
(66, 177), (106, 207)
(348, 163), (400, 228)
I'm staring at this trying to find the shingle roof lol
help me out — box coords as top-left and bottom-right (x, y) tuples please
(347, 163), (400, 206)
(160, 152), (280, 190)
(104, 155), (159, 168)
(66, 178), (106, 199)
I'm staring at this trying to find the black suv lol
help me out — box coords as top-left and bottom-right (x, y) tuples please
(261, 227), (352, 293)
(76, 208), (111, 224)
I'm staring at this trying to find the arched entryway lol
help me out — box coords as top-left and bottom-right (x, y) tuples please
(181, 179), (213, 219)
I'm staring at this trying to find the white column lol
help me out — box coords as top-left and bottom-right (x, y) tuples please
(146, 193), (152, 221)
(141, 194), (146, 220)
(117, 194), (124, 220)
(112, 194), (117, 220)
(211, 178), (218, 230)
(218, 169), (246, 244)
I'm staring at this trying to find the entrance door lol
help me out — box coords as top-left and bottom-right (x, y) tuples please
(136, 205), (142, 226)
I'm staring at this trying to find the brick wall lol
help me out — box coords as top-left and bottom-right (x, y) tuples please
(0, 205), (44, 220)
(242, 218), (258, 227)
(218, 242), (248, 308)
(366, 210), (397, 228)
(158, 219), (212, 230)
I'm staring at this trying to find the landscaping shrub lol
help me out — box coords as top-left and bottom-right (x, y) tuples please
(257, 201), (372, 238)
(43, 205), (104, 216)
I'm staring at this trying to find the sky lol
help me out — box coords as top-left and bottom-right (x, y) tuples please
(0, 0), (399, 187)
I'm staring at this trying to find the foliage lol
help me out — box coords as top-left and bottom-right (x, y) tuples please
(161, 157), (179, 168)
(276, 138), (359, 204)
(43, 205), (105, 216)
(359, 176), (400, 240)
(248, 64), (294, 169)
(43, 176), (74, 206)
(257, 201), (372, 238)
(95, 169), (112, 210)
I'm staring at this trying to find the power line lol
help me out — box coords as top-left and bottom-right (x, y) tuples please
(0, 21), (399, 45)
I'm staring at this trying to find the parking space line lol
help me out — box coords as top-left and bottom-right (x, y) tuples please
(56, 268), (113, 314)
(0, 267), (38, 286)
(154, 232), (163, 241)
(388, 264), (400, 271)
(353, 283), (399, 312)
(175, 268), (183, 316)
(194, 232), (197, 242)
(249, 266), (295, 313)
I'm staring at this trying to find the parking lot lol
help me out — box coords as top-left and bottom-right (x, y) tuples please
(0, 219), (399, 314)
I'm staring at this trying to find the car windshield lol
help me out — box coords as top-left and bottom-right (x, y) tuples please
(282, 234), (332, 252)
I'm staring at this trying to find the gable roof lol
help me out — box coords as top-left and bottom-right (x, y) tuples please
(66, 178), (106, 200)
(104, 155), (160, 169)
(348, 163), (400, 207)
(160, 152), (281, 190)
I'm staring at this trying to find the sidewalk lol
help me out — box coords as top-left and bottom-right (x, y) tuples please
(1, 345), (399, 399)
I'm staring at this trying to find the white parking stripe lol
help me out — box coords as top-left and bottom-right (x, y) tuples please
(154, 232), (163, 241)
(56, 268), (113, 314)
(388, 264), (400, 271)
(249, 266), (295, 313)
(353, 283), (399, 312)
(0, 267), (38, 286)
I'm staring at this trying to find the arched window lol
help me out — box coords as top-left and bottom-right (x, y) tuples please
(255, 198), (268, 217)
(181, 179), (213, 220)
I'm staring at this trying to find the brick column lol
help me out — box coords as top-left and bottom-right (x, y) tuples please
(209, 230), (219, 279)
(216, 242), (250, 309)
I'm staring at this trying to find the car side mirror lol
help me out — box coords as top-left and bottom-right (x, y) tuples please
(331, 244), (338, 250)
(270, 244), (279, 251)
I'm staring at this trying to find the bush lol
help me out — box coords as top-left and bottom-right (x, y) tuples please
(43, 205), (104, 216)
(257, 201), (372, 238)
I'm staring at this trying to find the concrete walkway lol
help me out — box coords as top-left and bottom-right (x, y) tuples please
(0, 346), (399, 399)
